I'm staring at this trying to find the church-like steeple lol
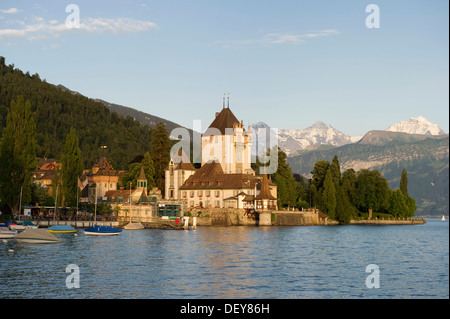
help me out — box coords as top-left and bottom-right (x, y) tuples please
(137, 165), (147, 195)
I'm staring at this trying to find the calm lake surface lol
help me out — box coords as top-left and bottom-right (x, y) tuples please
(1, 218), (448, 299)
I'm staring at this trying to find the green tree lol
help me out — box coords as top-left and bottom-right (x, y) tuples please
(0, 96), (37, 214)
(311, 160), (330, 190)
(121, 163), (142, 190)
(271, 147), (299, 208)
(321, 170), (336, 219)
(342, 168), (357, 204)
(353, 169), (389, 213)
(389, 189), (407, 218)
(335, 185), (354, 224)
(150, 122), (171, 194)
(404, 194), (417, 217)
(400, 168), (408, 196)
(60, 127), (83, 207)
(311, 160), (330, 209)
(122, 153), (156, 190)
(330, 155), (341, 187)
(141, 151), (156, 189)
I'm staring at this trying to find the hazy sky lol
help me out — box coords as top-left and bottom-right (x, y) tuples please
(1, 0), (448, 136)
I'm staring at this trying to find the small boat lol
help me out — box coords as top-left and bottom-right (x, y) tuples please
(14, 229), (61, 244)
(84, 225), (122, 236)
(123, 222), (144, 230)
(9, 221), (38, 230)
(47, 225), (77, 233)
(442, 215), (446, 221)
(0, 227), (18, 239)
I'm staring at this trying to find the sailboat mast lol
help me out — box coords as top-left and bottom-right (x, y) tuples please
(129, 182), (132, 223)
(54, 184), (58, 221)
(94, 184), (97, 223)
(18, 185), (23, 219)
(76, 176), (79, 215)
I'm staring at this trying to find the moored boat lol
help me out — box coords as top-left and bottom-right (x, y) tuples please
(0, 227), (18, 239)
(47, 225), (77, 233)
(84, 225), (122, 236)
(14, 229), (61, 244)
(123, 222), (144, 230)
(10, 221), (38, 230)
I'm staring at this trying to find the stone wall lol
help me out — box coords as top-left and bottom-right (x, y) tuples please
(191, 208), (327, 226)
(271, 211), (320, 226)
(349, 218), (426, 225)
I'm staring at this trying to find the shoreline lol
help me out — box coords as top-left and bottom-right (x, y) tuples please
(30, 216), (428, 229)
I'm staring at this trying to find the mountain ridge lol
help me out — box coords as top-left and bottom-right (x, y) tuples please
(253, 116), (446, 156)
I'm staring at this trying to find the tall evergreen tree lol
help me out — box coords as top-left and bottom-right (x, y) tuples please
(271, 147), (299, 208)
(321, 169), (336, 219)
(150, 122), (170, 194)
(60, 127), (83, 207)
(400, 168), (408, 196)
(335, 185), (354, 224)
(0, 96), (37, 214)
(142, 151), (156, 189)
(311, 160), (330, 190)
(330, 155), (341, 187)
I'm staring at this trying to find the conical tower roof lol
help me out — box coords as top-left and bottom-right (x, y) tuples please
(138, 164), (146, 180)
(255, 174), (277, 200)
(204, 107), (241, 135)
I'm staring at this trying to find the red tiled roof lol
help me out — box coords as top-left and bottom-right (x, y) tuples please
(93, 157), (117, 176)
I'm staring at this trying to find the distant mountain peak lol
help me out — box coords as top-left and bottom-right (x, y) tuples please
(386, 116), (445, 135)
(310, 120), (332, 129)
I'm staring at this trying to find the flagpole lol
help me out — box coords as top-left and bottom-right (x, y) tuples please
(76, 176), (79, 219)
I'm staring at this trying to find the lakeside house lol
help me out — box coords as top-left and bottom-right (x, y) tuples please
(32, 158), (62, 196)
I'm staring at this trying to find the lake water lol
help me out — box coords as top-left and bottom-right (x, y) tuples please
(1, 219), (448, 299)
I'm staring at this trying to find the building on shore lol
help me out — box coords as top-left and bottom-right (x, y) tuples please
(32, 158), (62, 196)
(83, 157), (119, 203)
(164, 103), (277, 211)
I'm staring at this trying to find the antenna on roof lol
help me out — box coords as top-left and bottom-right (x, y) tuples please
(227, 92), (230, 108)
(223, 93), (226, 109)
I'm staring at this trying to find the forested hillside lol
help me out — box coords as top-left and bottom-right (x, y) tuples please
(0, 56), (160, 170)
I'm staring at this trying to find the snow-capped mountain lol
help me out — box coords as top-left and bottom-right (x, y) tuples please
(250, 116), (445, 157)
(277, 121), (361, 156)
(386, 116), (446, 135)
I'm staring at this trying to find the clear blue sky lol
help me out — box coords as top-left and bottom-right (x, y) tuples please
(1, 0), (448, 136)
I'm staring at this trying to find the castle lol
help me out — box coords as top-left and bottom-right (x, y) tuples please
(165, 104), (277, 212)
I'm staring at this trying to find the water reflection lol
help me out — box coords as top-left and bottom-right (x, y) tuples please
(1, 220), (448, 298)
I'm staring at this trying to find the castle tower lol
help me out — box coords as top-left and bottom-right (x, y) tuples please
(201, 103), (253, 175)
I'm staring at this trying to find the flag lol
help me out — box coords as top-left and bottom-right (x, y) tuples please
(78, 177), (84, 190)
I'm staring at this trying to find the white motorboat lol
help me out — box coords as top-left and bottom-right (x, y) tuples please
(9, 221), (38, 230)
(14, 229), (61, 244)
(0, 227), (18, 239)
